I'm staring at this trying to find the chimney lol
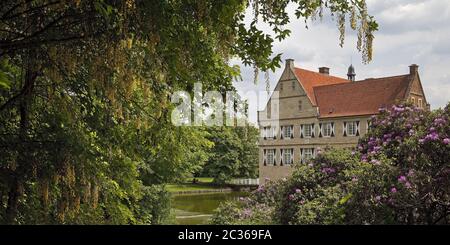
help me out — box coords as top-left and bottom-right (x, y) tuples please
(409, 64), (419, 75)
(285, 58), (295, 70)
(319, 67), (330, 75)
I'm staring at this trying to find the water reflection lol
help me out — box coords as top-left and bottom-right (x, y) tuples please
(171, 192), (247, 225)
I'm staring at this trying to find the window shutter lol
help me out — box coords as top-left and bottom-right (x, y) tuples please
(280, 149), (284, 166)
(263, 149), (267, 166)
(356, 121), (360, 136)
(291, 149), (294, 164)
(319, 123), (323, 137)
(273, 150), (277, 166)
(331, 122), (335, 137)
(300, 148), (304, 163)
(343, 122), (347, 137)
(280, 126), (284, 139)
(300, 125), (304, 138)
(311, 124), (315, 138)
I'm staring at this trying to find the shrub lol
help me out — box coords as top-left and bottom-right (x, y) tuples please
(212, 103), (450, 224)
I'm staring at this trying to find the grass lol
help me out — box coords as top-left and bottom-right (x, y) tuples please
(166, 177), (222, 193)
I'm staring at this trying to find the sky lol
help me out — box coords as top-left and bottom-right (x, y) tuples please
(233, 0), (450, 124)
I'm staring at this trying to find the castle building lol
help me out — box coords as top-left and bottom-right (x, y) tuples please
(258, 59), (429, 183)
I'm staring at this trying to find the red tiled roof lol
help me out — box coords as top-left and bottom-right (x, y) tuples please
(293, 67), (350, 105)
(313, 75), (412, 118)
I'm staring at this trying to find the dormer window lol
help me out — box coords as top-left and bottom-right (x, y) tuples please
(298, 100), (302, 111)
(411, 97), (415, 106)
(418, 98), (423, 108)
(292, 81), (296, 89)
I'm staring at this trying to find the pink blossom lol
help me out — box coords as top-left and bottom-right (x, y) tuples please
(390, 187), (397, 193)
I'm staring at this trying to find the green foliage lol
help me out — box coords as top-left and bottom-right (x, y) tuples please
(200, 126), (259, 184)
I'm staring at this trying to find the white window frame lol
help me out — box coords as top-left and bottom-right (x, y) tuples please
(303, 148), (313, 160)
(411, 97), (415, 106)
(303, 124), (312, 138)
(282, 125), (293, 139)
(283, 148), (294, 165)
(264, 126), (274, 139)
(418, 98), (423, 108)
(322, 123), (333, 137)
(346, 121), (357, 136)
(266, 149), (275, 165)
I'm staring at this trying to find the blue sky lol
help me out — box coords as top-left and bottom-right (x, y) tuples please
(233, 0), (450, 123)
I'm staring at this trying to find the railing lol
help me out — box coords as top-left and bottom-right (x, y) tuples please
(228, 178), (259, 186)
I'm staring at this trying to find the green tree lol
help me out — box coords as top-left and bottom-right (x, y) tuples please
(201, 125), (259, 184)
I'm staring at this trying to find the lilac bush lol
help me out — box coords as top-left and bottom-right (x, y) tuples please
(211, 103), (450, 224)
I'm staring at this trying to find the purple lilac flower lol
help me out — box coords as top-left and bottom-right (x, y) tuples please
(321, 167), (336, 174)
(444, 138), (450, 145)
(407, 169), (415, 177)
(390, 187), (397, 193)
(295, 189), (302, 194)
(418, 139), (425, 144)
(398, 176), (407, 183)
(352, 177), (358, 182)
(242, 208), (252, 217)
(288, 194), (295, 200)
(375, 196), (381, 201)
(405, 182), (412, 189)
(424, 132), (439, 141)
(370, 159), (381, 165)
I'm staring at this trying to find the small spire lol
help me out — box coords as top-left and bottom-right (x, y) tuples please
(347, 64), (356, 82)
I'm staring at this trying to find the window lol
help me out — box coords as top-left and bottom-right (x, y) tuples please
(366, 120), (372, 133)
(418, 99), (423, 108)
(411, 97), (415, 106)
(280, 82), (283, 91)
(292, 81), (296, 90)
(301, 148), (315, 163)
(298, 100), (302, 111)
(282, 148), (294, 165)
(263, 126), (275, 139)
(266, 149), (275, 165)
(346, 121), (357, 136)
(322, 123), (333, 137)
(302, 124), (313, 138)
(282, 125), (294, 139)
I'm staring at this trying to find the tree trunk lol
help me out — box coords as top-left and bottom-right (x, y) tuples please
(4, 60), (37, 224)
